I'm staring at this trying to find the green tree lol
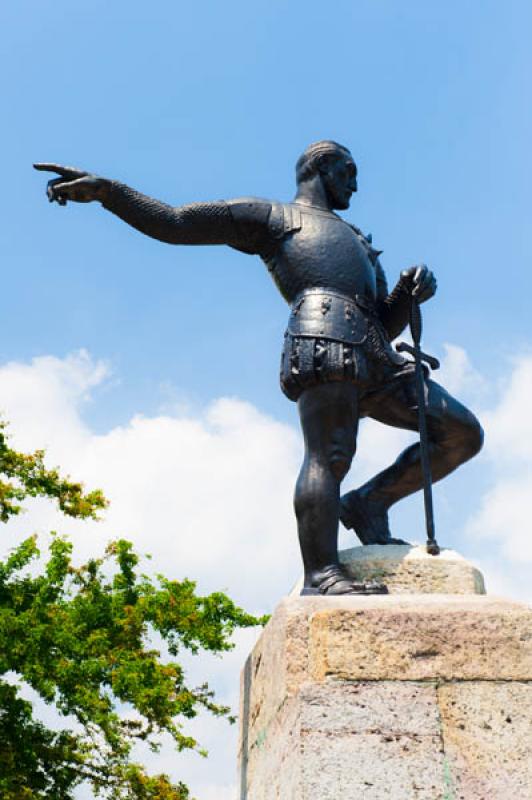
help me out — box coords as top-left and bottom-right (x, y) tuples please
(0, 421), (266, 799)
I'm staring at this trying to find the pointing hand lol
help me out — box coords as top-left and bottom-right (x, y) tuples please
(33, 163), (110, 205)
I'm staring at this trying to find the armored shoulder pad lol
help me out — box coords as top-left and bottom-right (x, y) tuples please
(268, 202), (302, 239)
(226, 197), (273, 227)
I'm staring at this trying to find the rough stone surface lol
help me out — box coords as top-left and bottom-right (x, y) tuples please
(301, 729), (446, 800)
(300, 681), (441, 735)
(239, 591), (532, 799)
(298, 682), (447, 799)
(439, 682), (532, 800)
(291, 544), (486, 596)
(308, 595), (532, 682)
(239, 696), (301, 800)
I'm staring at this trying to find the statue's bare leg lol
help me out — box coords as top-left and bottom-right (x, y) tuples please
(340, 377), (484, 544)
(295, 382), (388, 594)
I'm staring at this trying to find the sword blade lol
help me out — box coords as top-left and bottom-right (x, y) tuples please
(410, 301), (440, 556)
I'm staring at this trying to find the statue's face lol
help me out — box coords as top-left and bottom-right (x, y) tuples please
(321, 150), (358, 210)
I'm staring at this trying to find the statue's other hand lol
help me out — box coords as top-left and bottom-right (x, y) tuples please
(401, 264), (437, 304)
(33, 163), (109, 205)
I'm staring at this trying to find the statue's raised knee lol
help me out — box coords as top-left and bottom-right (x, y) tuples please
(460, 417), (484, 463)
(329, 453), (352, 482)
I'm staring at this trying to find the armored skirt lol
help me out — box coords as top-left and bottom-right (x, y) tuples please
(280, 288), (409, 402)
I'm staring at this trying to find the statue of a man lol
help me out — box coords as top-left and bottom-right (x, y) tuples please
(35, 141), (483, 596)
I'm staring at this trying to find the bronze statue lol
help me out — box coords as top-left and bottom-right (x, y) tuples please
(34, 141), (483, 595)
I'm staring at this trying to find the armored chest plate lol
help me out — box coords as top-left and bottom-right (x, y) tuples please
(266, 205), (378, 304)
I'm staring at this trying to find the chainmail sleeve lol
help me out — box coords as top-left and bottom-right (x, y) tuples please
(375, 260), (411, 341)
(101, 182), (239, 245)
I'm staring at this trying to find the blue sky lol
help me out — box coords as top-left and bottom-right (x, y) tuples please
(2, 1), (532, 797)
(3, 0), (531, 425)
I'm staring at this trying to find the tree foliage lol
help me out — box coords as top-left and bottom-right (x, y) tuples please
(0, 421), (108, 523)
(0, 421), (266, 799)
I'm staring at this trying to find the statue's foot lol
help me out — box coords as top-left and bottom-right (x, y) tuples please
(340, 490), (410, 546)
(301, 565), (388, 596)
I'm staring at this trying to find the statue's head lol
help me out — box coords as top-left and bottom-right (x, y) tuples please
(296, 140), (357, 210)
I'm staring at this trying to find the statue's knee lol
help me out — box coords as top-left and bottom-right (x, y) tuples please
(467, 418), (484, 458)
(459, 416), (484, 461)
(329, 449), (354, 482)
(327, 427), (356, 482)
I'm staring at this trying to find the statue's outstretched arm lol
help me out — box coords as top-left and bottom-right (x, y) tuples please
(376, 260), (437, 341)
(101, 185), (237, 245)
(33, 163), (259, 247)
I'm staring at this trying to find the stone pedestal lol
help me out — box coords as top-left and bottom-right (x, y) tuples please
(239, 548), (532, 799)
(291, 545), (486, 596)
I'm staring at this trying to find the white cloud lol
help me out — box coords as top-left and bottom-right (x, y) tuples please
(0, 350), (107, 454)
(467, 473), (532, 562)
(480, 353), (532, 461)
(465, 354), (532, 576)
(437, 342), (488, 401)
(0, 352), (302, 610)
(199, 785), (237, 800)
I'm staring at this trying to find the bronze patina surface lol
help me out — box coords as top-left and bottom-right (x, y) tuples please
(35, 141), (483, 595)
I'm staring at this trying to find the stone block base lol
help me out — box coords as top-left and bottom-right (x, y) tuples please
(238, 594), (532, 799)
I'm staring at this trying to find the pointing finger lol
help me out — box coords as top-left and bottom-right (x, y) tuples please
(34, 163), (87, 179)
(34, 162), (76, 174)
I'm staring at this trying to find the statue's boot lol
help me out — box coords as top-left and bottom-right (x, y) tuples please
(340, 489), (410, 546)
(301, 565), (389, 596)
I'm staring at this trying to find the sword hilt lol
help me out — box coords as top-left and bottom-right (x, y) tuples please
(395, 341), (440, 371)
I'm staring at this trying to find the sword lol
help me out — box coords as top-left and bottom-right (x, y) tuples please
(396, 299), (441, 556)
